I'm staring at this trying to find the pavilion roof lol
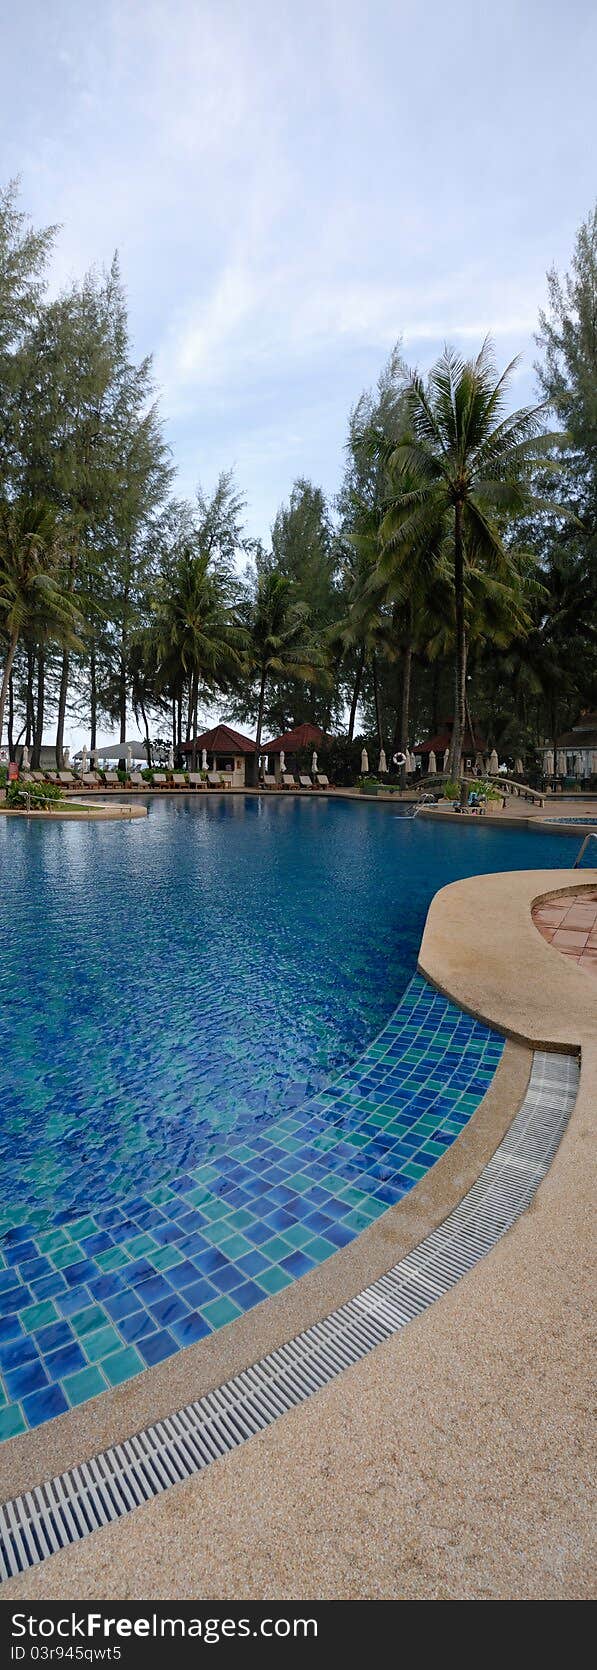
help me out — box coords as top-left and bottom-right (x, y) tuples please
(181, 724), (256, 755)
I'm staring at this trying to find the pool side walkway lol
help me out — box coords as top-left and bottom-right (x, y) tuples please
(2, 868), (595, 1598)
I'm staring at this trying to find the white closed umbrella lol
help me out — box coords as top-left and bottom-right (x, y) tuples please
(167, 744), (174, 771)
(21, 745), (30, 770)
(81, 745), (88, 775)
(428, 749), (436, 775)
(279, 750), (285, 775)
(443, 747), (449, 772)
(201, 748), (208, 771)
(379, 749), (388, 774)
(126, 745), (132, 772)
(515, 758), (523, 776)
(488, 749), (499, 775)
(361, 748), (369, 775)
(545, 749), (554, 777)
(63, 747), (70, 767)
(311, 751), (318, 773)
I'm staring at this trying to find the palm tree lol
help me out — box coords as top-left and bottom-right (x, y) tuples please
(248, 570), (327, 771)
(154, 548), (246, 763)
(0, 500), (82, 747)
(384, 340), (558, 774)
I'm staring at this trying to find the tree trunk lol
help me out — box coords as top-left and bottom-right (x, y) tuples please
(90, 641), (97, 752)
(190, 672), (199, 769)
(139, 696), (152, 769)
(55, 649), (70, 768)
(31, 651), (45, 770)
(449, 501), (466, 777)
(253, 664), (267, 786)
(399, 632), (413, 787)
(7, 670), (15, 760)
(26, 646), (35, 746)
(371, 655), (383, 752)
(0, 627), (19, 747)
(347, 649), (364, 742)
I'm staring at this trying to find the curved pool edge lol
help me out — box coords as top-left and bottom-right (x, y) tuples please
(0, 1031), (529, 1500)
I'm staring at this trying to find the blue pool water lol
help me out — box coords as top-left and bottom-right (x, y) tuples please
(0, 795), (577, 1229)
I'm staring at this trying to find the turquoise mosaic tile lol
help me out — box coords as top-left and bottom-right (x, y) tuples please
(0, 976), (504, 1438)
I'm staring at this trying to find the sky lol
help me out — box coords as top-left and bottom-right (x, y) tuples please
(2, 0), (596, 750)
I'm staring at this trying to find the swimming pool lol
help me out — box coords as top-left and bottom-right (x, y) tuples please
(0, 796), (583, 1436)
(0, 795), (579, 1232)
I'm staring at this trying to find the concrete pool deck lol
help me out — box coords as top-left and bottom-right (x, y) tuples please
(2, 866), (596, 1599)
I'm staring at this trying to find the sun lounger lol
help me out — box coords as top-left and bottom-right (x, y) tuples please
(172, 773), (187, 787)
(151, 772), (167, 786)
(282, 773), (297, 788)
(207, 772), (222, 787)
(81, 772), (100, 786)
(188, 772), (205, 789)
(315, 774), (330, 789)
(31, 771), (45, 782)
(102, 770), (119, 786)
(129, 772), (145, 787)
(299, 774), (313, 789)
(262, 774), (277, 788)
(57, 771), (76, 786)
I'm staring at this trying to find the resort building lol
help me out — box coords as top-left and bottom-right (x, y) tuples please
(260, 721), (332, 782)
(537, 710), (597, 782)
(413, 717), (487, 774)
(181, 723), (257, 786)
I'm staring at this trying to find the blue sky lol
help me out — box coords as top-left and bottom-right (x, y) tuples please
(3, 0), (596, 549)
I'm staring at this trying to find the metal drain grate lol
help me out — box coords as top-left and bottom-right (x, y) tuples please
(0, 1050), (578, 1583)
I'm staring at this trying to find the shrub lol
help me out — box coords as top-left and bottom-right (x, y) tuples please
(7, 780), (63, 808)
(443, 779), (460, 800)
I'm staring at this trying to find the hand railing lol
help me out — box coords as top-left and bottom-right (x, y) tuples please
(573, 831), (597, 868)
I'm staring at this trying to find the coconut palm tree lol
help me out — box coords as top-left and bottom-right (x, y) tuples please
(154, 548), (246, 761)
(0, 500), (82, 747)
(383, 340), (559, 774)
(247, 570), (328, 770)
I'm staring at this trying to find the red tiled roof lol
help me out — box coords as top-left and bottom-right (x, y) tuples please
(181, 724), (256, 755)
(413, 720), (486, 755)
(261, 722), (329, 755)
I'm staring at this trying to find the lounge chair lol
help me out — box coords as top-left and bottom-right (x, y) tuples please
(81, 772), (100, 787)
(172, 773), (187, 787)
(207, 772), (222, 788)
(150, 772), (166, 786)
(299, 774), (313, 789)
(31, 771), (45, 782)
(315, 774), (330, 789)
(282, 773), (297, 789)
(103, 770), (119, 786)
(57, 770), (76, 786)
(188, 772), (205, 789)
(261, 774), (277, 788)
(129, 771), (145, 787)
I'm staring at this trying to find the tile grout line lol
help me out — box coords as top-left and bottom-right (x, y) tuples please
(0, 1047), (578, 1584)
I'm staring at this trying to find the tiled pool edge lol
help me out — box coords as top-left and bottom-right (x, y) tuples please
(0, 1036), (530, 1502)
(0, 1048), (578, 1585)
(0, 977), (504, 1446)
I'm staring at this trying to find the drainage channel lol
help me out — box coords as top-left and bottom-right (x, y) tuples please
(0, 1049), (578, 1583)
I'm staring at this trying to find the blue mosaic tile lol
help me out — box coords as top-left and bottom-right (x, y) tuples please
(0, 976), (504, 1437)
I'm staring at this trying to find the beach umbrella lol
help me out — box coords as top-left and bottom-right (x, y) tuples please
(91, 748), (98, 768)
(311, 751), (318, 773)
(126, 745), (132, 772)
(379, 749), (388, 774)
(167, 743), (174, 771)
(279, 751), (285, 777)
(488, 749), (499, 775)
(81, 745), (88, 775)
(201, 748), (208, 770)
(443, 747), (449, 772)
(545, 749), (554, 776)
(515, 758), (523, 776)
(428, 750), (436, 775)
(360, 748), (369, 774)
(63, 747), (70, 766)
(21, 745), (30, 770)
